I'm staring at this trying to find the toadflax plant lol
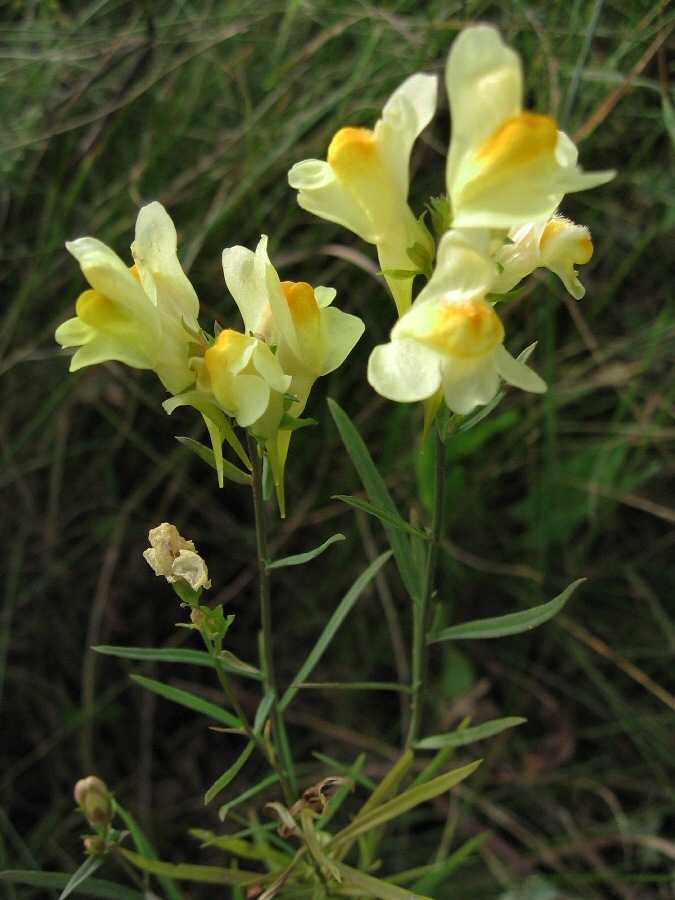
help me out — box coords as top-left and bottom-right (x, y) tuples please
(6, 22), (614, 900)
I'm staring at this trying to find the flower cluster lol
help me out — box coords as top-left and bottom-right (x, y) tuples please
(56, 25), (613, 509)
(289, 24), (614, 415)
(55, 204), (364, 513)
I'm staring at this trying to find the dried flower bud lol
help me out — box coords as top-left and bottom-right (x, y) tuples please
(74, 776), (113, 828)
(143, 522), (211, 591)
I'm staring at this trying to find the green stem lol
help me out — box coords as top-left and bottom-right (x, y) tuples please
(248, 436), (296, 804)
(406, 423), (447, 749)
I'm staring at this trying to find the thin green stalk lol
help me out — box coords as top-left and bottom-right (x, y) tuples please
(406, 424), (447, 749)
(248, 436), (296, 804)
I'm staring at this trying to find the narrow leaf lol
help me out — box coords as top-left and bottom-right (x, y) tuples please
(333, 861), (433, 900)
(205, 740), (255, 804)
(58, 855), (103, 899)
(131, 674), (242, 729)
(429, 579), (584, 642)
(279, 552), (392, 712)
(301, 810), (341, 882)
(115, 804), (181, 900)
(176, 437), (251, 485)
(0, 870), (144, 899)
(328, 400), (422, 599)
(216, 650), (262, 679)
(333, 496), (429, 540)
(265, 533), (346, 570)
(217, 773), (280, 821)
(331, 760), (481, 853)
(119, 849), (261, 886)
(293, 681), (411, 693)
(95, 645), (214, 667)
(415, 717), (526, 750)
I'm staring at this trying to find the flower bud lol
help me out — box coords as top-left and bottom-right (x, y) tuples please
(74, 775), (113, 828)
(83, 835), (108, 855)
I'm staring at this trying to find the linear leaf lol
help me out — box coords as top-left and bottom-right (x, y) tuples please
(216, 772), (280, 821)
(429, 579), (585, 642)
(95, 645), (214, 667)
(333, 496), (429, 540)
(205, 740), (255, 804)
(216, 649), (262, 679)
(265, 533), (346, 570)
(176, 437), (251, 485)
(130, 674), (242, 728)
(279, 552), (392, 712)
(58, 855), (103, 899)
(328, 400), (422, 599)
(415, 717), (526, 750)
(330, 760), (481, 854)
(115, 804), (181, 900)
(293, 681), (411, 693)
(333, 860), (433, 899)
(119, 849), (261, 886)
(0, 870), (144, 899)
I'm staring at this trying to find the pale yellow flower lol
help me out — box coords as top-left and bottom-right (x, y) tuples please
(494, 215), (594, 299)
(445, 26), (614, 229)
(288, 74), (437, 314)
(368, 230), (546, 414)
(55, 202), (200, 394)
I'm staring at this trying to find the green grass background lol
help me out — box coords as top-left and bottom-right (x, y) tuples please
(1, 0), (673, 896)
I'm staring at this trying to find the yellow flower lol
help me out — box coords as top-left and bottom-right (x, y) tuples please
(445, 26), (614, 228)
(367, 231), (546, 414)
(494, 215), (594, 299)
(288, 74), (437, 314)
(198, 328), (291, 429)
(221, 236), (364, 513)
(55, 202), (200, 394)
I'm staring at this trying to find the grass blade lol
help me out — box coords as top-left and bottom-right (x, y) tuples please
(204, 740), (255, 805)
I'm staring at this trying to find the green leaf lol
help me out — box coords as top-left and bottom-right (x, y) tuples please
(279, 551), (392, 712)
(216, 649), (262, 679)
(94, 645), (215, 667)
(415, 716), (526, 750)
(216, 773), (280, 821)
(0, 870), (144, 899)
(328, 400), (422, 600)
(58, 855), (104, 899)
(205, 740), (255, 804)
(130, 674), (242, 729)
(265, 533), (346, 570)
(119, 849), (261, 886)
(176, 437), (251, 485)
(293, 681), (411, 692)
(429, 579), (584, 643)
(115, 804), (181, 900)
(334, 861), (434, 900)
(333, 496), (429, 540)
(331, 759), (481, 854)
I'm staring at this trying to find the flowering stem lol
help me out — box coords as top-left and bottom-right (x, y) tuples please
(248, 436), (296, 805)
(406, 420), (448, 749)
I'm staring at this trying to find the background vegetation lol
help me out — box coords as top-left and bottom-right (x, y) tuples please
(1, 0), (673, 896)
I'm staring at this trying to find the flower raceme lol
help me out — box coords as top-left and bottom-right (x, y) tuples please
(445, 26), (614, 229)
(55, 202), (201, 394)
(367, 231), (546, 414)
(288, 74), (438, 315)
